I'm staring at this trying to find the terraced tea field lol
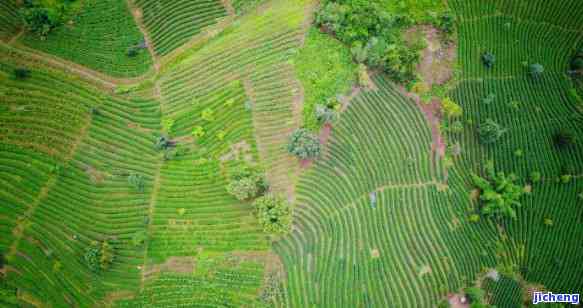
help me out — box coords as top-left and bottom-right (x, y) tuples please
(0, 0), (582, 306)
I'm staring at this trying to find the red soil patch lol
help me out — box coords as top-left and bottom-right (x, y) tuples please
(448, 293), (470, 308)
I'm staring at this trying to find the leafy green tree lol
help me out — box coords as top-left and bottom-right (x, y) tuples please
(19, 0), (75, 37)
(571, 57), (583, 71)
(14, 68), (31, 80)
(471, 161), (524, 220)
(478, 119), (507, 144)
(128, 173), (145, 193)
(253, 195), (293, 235)
(553, 130), (575, 149)
(226, 164), (268, 201)
(529, 63), (544, 78)
(287, 129), (321, 159)
(84, 244), (100, 272)
(315, 104), (337, 124)
(481, 52), (495, 68)
(441, 97), (463, 118)
(131, 231), (147, 247)
(529, 171), (542, 183)
(464, 287), (486, 305)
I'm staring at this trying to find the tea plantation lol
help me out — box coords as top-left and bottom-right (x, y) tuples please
(0, 0), (581, 307)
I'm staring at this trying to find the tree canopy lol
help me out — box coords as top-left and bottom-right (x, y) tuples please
(287, 128), (321, 159)
(253, 195), (293, 235)
(471, 161), (524, 220)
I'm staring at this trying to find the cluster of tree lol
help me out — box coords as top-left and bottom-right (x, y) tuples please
(481, 51), (495, 69)
(19, 0), (77, 38)
(226, 163), (268, 201)
(84, 240), (114, 273)
(13, 67), (31, 80)
(287, 128), (321, 160)
(315, 1), (445, 83)
(471, 161), (524, 220)
(553, 129), (575, 149)
(253, 195), (293, 235)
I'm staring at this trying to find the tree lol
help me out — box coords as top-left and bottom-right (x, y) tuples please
(478, 119), (507, 144)
(14, 67), (31, 80)
(441, 97), (463, 118)
(571, 57), (583, 71)
(471, 161), (524, 220)
(253, 195), (293, 235)
(128, 173), (145, 192)
(315, 104), (337, 124)
(464, 287), (486, 304)
(131, 231), (147, 247)
(287, 128), (321, 159)
(481, 52), (495, 68)
(553, 130), (575, 149)
(529, 63), (544, 78)
(226, 164), (268, 201)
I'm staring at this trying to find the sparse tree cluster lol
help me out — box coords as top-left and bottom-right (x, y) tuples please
(19, 0), (77, 38)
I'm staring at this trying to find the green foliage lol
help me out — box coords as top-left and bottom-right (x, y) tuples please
(226, 164), (268, 201)
(13, 67), (31, 80)
(253, 195), (292, 235)
(131, 230), (147, 247)
(543, 217), (554, 227)
(529, 63), (544, 77)
(84, 244), (100, 272)
(529, 171), (542, 183)
(571, 57), (583, 71)
(553, 129), (575, 149)
(201, 107), (215, 122)
(435, 12), (455, 34)
(471, 161), (524, 220)
(287, 128), (321, 159)
(441, 97), (463, 118)
(162, 118), (175, 135)
(481, 51), (496, 68)
(128, 173), (145, 193)
(192, 126), (205, 140)
(293, 28), (356, 131)
(315, 99), (340, 124)
(478, 119), (507, 144)
(469, 214), (480, 223)
(314, 0), (438, 83)
(464, 287), (486, 304)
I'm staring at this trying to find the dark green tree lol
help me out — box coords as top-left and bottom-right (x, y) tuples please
(478, 119), (507, 144)
(253, 195), (293, 235)
(287, 129), (321, 159)
(529, 63), (544, 78)
(481, 52), (495, 68)
(471, 161), (524, 220)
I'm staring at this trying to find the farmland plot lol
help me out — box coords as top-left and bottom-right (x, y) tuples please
(0, 1), (20, 42)
(134, 0), (228, 56)
(19, 0), (153, 77)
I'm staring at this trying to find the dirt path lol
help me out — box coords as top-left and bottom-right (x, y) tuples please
(8, 29), (24, 45)
(127, 0), (160, 73)
(220, 0), (236, 16)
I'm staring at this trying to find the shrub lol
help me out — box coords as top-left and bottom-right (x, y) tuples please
(126, 46), (139, 57)
(201, 108), (214, 122)
(14, 68), (31, 80)
(469, 214), (480, 223)
(436, 12), (455, 34)
(441, 97), (463, 118)
(560, 174), (572, 184)
(530, 171), (542, 183)
(471, 161), (524, 219)
(358, 64), (373, 88)
(481, 52), (495, 68)
(99, 241), (114, 270)
(553, 130), (575, 149)
(287, 128), (321, 159)
(253, 195), (293, 235)
(128, 173), (145, 192)
(543, 218), (553, 227)
(192, 126), (205, 139)
(464, 287), (486, 303)
(529, 63), (544, 78)
(154, 135), (174, 151)
(226, 164), (268, 201)
(315, 104), (337, 124)
(131, 231), (147, 247)
(478, 119), (507, 144)
(84, 244), (100, 272)
(570, 57), (583, 71)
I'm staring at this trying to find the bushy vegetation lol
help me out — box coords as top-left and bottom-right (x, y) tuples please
(471, 161), (524, 220)
(226, 163), (268, 201)
(19, 0), (78, 37)
(84, 241), (115, 272)
(481, 51), (495, 68)
(293, 28), (356, 131)
(253, 195), (293, 235)
(478, 119), (507, 144)
(287, 128), (321, 159)
(315, 0), (449, 83)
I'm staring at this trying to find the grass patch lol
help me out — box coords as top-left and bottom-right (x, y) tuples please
(292, 28), (356, 131)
